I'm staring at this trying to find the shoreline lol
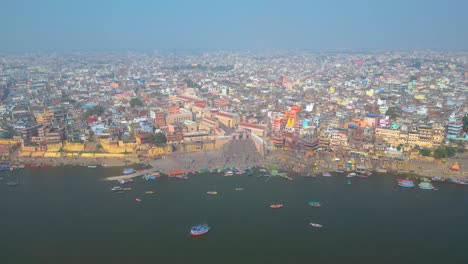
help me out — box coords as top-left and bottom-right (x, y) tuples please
(6, 148), (467, 181)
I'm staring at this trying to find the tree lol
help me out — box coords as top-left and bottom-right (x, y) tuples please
(2, 126), (15, 138)
(83, 106), (105, 118)
(153, 132), (167, 145)
(419, 148), (431, 157)
(445, 146), (456, 157)
(385, 106), (401, 118)
(433, 147), (447, 159)
(396, 144), (403, 151)
(457, 147), (465, 154)
(129, 98), (144, 107)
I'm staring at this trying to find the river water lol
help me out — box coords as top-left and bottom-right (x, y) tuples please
(1, 167), (467, 263)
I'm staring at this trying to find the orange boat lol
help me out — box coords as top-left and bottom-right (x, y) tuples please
(270, 204), (284, 209)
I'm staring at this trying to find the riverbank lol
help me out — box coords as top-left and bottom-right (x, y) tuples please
(7, 141), (467, 181)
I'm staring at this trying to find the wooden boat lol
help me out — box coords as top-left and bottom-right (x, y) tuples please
(270, 204), (284, 209)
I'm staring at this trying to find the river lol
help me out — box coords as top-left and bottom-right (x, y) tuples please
(1, 167), (467, 263)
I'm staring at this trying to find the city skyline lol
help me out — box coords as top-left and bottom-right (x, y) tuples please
(1, 0), (467, 52)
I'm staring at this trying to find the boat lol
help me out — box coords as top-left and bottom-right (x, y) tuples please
(135, 198), (142, 202)
(397, 179), (415, 188)
(190, 224), (211, 236)
(418, 181), (435, 190)
(335, 170), (345, 174)
(6, 181), (19, 187)
(346, 173), (356, 178)
(309, 222), (323, 228)
(224, 171), (234, 177)
(234, 188), (244, 191)
(431, 177), (443, 182)
(270, 204), (284, 209)
(145, 191), (155, 194)
(206, 191), (218, 195)
(123, 188), (132, 191)
(259, 169), (267, 173)
(123, 168), (135, 175)
(87, 165), (97, 168)
(308, 201), (321, 207)
(175, 175), (189, 180)
(118, 179), (133, 184)
(111, 186), (123, 191)
(356, 165), (367, 174)
(322, 172), (332, 177)
(451, 179), (468, 185)
(144, 174), (157, 181)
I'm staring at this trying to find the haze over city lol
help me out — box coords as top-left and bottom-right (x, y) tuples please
(1, 0), (467, 52)
(1, 0), (468, 263)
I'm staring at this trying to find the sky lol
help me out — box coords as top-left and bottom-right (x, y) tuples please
(0, 0), (467, 52)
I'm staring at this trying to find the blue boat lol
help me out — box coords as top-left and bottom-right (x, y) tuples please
(397, 179), (415, 188)
(190, 224), (210, 236)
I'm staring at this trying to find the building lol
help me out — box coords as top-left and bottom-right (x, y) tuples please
(166, 108), (193, 125)
(238, 122), (266, 137)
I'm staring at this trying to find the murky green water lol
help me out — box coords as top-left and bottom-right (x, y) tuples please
(1, 167), (467, 263)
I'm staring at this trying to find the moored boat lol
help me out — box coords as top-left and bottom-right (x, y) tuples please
(190, 224), (210, 236)
(145, 191), (155, 194)
(397, 179), (415, 188)
(175, 175), (189, 180)
(224, 171), (234, 177)
(234, 188), (244, 191)
(346, 173), (356, 178)
(87, 165), (97, 168)
(111, 186), (123, 191)
(418, 181), (435, 190)
(270, 203), (284, 209)
(322, 172), (332, 177)
(206, 191), (218, 195)
(118, 178), (133, 184)
(123, 168), (135, 175)
(135, 198), (142, 202)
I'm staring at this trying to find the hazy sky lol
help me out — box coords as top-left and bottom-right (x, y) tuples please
(1, 0), (466, 52)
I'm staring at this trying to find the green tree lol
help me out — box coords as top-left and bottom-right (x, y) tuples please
(433, 147), (447, 159)
(445, 146), (456, 157)
(129, 98), (144, 107)
(83, 106), (105, 118)
(457, 147), (465, 154)
(2, 126), (15, 138)
(419, 148), (431, 156)
(153, 132), (167, 145)
(385, 106), (401, 118)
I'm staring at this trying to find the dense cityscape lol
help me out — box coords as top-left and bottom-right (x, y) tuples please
(0, 51), (466, 179)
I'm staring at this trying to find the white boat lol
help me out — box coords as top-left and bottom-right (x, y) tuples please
(145, 191), (155, 194)
(224, 171), (234, 177)
(309, 222), (323, 228)
(322, 172), (332, 177)
(87, 165), (97, 168)
(234, 188), (244, 191)
(206, 191), (218, 195)
(346, 173), (357, 178)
